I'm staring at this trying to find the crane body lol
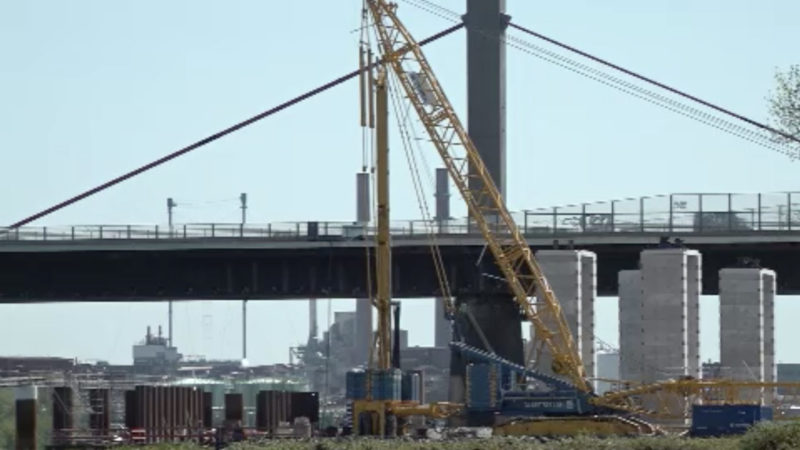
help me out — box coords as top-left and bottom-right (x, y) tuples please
(364, 0), (587, 392)
(348, 0), (799, 437)
(348, 0), (610, 435)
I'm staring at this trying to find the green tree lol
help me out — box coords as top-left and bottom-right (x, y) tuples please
(768, 65), (800, 154)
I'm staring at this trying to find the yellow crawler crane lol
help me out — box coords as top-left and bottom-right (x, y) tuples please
(356, 0), (794, 437)
(364, 0), (587, 392)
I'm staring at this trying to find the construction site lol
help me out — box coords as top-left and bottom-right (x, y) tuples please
(2, 0), (800, 448)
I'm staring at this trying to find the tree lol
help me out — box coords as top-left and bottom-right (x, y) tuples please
(767, 65), (800, 154)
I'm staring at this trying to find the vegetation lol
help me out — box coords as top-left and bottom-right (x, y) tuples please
(0, 387), (51, 449)
(767, 64), (800, 153)
(740, 421), (800, 450)
(114, 421), (800, 450)
(219, 436), (739, 450)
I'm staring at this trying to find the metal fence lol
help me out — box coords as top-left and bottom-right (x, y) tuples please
(1, 192), (799, 242)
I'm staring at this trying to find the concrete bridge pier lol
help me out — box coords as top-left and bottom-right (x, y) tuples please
(448, 294), (524, 407)
(447, 0), (520, 415)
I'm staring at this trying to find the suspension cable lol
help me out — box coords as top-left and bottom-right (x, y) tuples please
(8, 23), (464, 229)
(507, 21), (800, 147)
(399, 0), (799, 156)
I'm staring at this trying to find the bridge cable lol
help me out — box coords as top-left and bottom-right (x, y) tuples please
(399, 0), (799, 156)
(7, 23), (464, 229)
(507, 21), (800, 147)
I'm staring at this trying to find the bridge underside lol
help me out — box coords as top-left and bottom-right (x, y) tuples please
(1, 239), (799, 302)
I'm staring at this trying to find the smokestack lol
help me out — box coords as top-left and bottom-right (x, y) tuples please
(392, 302), (401, 370)
(309, 299), (318, 342)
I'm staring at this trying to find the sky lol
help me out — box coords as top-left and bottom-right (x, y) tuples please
(0, 1), (798, 367)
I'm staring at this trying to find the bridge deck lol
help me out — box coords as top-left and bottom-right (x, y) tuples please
(1, 231), (798, 302)
(2, 191), (798, 302)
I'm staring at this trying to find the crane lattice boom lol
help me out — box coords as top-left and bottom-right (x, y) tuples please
(366, 0), (588, 392)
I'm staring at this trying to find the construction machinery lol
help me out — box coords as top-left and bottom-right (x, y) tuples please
(349, 0), (800, 437)
(346, 0), (613, 435)
(348, 50), (462, 436)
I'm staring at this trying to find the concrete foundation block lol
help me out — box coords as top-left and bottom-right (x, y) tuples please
(536, 250), (596, 380)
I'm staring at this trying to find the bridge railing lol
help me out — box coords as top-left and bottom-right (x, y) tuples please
(2, 192), (799, 242)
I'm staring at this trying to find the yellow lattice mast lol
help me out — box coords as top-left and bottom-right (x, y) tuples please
(365, 0), (588, 392)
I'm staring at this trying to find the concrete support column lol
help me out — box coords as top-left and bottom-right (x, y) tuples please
(15, 386), (37, 450)
(640, 249), (701, 382)
(618, 270), (642, 382)
(720, 268), (776, 404)
(687, 253), (701, 378)
(581, 253), (597, 381)
(535, 250), (597, 381)
(449, 295), (523, 405)
(764, 270), (777, 403)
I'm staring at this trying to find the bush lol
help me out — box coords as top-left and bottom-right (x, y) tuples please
(115, 434), (746, 450)
(739, 421), (800, 450)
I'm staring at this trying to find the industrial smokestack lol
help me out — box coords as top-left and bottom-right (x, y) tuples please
(309, 299), (318, 342)
(392, 302), (401, 370)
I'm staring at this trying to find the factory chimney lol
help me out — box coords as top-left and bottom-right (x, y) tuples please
(309, 299), (318, 343)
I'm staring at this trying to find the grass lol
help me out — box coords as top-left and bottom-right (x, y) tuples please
(117, 421), (800, 450)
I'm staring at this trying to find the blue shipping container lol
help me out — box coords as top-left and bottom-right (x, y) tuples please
(691, 404), (772, 437)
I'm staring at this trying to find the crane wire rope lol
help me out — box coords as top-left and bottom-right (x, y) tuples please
(6, 24), (464, 229)
(399, 0), (799, 159)
(386, 67), (455, 316)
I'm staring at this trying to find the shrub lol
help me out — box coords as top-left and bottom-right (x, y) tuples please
(739, 421), (800, 450)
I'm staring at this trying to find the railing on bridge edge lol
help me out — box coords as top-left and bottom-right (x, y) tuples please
(2, 192), (799, 242)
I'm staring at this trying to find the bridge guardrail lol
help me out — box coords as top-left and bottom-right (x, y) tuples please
(1, 192), (799, 242)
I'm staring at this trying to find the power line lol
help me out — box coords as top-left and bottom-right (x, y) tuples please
(8, 23), (464, 229)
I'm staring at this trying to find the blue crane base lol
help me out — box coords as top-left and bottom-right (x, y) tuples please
(451, 341), (603, 423)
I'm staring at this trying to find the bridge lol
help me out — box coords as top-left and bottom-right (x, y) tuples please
(3, 191), (799, 302)
(2, 0), (799, 386)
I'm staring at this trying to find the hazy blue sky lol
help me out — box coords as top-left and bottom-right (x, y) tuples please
(1, 1), (798, 367)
